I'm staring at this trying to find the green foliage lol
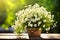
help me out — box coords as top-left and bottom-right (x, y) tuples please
(0, 0), (15, 30)
(0, 0), (7, 26)
(38, 0), (55, 11)
(0, 0), (59, 33)
(0, 0), (26, 29)
(51, 0), (60, 33)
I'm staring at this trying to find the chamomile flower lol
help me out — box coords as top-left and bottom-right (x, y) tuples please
(12, 3), (56, 34)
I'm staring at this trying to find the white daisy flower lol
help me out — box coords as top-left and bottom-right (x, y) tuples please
(38, 22), (41, 26)
(34, 24), (37, 27)
(43, 25), (45, 27)
(43, 20), (46, 22)
(46, 27), (50, 31)
(12, 3), (56, 34)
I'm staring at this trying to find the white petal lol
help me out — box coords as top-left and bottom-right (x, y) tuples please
(34, 24), (37, 27)
(43, 25), (45, 27)
(43, 20), (46, 22)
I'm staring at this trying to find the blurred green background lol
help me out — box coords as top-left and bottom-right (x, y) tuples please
(0, 0), (60, 33)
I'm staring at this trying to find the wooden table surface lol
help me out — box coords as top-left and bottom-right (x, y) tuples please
(0, 33), (60, 40)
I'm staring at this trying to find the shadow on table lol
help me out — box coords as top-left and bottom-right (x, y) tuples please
(29, 37), (43, 40)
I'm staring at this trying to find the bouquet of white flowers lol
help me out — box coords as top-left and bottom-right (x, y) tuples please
(12, 3), (57, 34)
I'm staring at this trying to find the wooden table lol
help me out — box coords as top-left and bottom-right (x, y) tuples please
(0, 33), (60, 40)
